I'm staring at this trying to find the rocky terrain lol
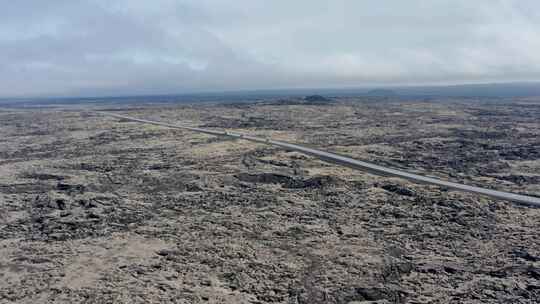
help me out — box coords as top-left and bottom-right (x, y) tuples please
(1, 97), (539, 303)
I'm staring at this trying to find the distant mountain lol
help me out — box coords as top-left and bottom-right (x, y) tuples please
(395, 82), (540, 97)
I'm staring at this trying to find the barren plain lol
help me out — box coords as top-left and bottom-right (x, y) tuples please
(1, 97), (539, 303)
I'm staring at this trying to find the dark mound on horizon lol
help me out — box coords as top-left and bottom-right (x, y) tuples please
(303, 95), (333, 104)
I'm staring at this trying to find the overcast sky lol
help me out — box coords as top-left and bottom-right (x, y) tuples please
(1, 0), (539, 97)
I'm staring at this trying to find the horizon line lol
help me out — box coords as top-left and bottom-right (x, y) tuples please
(1, 80), (540, 101)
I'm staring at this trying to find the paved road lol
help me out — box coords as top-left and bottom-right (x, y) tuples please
(96, 111), (540, 208)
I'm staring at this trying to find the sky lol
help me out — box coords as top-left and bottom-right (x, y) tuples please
(1, 0), (540, 97)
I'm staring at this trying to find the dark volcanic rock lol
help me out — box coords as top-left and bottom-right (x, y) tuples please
(236, 172), (295, 185)
(55, 198), (67, 210)
(57, 182), (86, 193)
(511, 248), (540, 262)
(285, 175), (343, 189)
(495, 174), (540, 185)
(380, 183), (415, 196)
(330, 286), (407, 303)
(236, 173), (343, 189)
(2, 100), (540, 303)
(20, 173), (65, 181)
(303, 95), (332, 104)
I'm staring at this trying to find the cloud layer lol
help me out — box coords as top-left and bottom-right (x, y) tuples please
(1, 0), (539, 97)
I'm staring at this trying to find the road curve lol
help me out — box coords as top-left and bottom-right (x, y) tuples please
(95, 111), (540, 208)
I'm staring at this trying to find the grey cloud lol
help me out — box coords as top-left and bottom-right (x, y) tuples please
(1, 0), (539, 97)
